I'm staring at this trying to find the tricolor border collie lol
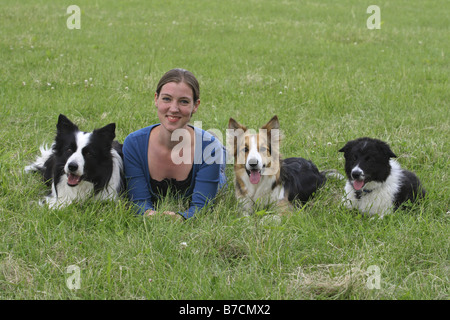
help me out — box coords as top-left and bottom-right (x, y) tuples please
(339, 137), (426, 217)
(25, 114), (125, 209)
(228, 115), (328, 214)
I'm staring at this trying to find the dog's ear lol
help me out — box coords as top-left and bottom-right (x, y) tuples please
(378, 141), (397, 158)
(338, 140), (355, 153)
(261, 115), (279, 131)
(57, 114), (78, 133)
(261, 116), (281, 156)
(227, 118), (247, 158)
(93, 123), (116, 142)
(228, 118), (246, 131)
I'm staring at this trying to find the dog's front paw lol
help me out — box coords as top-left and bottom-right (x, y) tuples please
(261, 214), (281, 226)
(38, 198), (47, 207)
(24, 165), (37, 173)
(276, 199), (293, 216)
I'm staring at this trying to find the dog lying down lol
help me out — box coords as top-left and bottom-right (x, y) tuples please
(25, 114), (125, 209)
(339, 137), (426, 217)
(228, 115), (341, 215)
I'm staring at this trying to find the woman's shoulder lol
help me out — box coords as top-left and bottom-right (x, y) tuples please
(192, 126), (226, 166)
(193, 126), (223, 148)
(124, 124), (159, 144)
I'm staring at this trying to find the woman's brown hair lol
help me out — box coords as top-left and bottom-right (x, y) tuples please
(155, 68), (200, 102)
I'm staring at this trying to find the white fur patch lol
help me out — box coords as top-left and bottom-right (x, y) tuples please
(24, 143), (54, 173)
(64, 132), (91, 176)
(246, 136), (263, 171)
(95, 148), (124, 201)
(46, 177), (95, 209)
(26, 130), (124, 209)
(343, 159), (402, 217)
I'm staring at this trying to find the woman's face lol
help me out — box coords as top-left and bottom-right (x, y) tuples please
(155, 81), (200, 133)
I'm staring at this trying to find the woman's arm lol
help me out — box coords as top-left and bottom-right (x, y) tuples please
(178, 140), (226, 219)
(123, 132), (155, 215)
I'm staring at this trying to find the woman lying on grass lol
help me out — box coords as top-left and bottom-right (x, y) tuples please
(123, 68), (226, 220)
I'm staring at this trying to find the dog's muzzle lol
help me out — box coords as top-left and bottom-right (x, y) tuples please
(246, 158), (262, 184)
(66, 162), (83, 186)
(351, 168), (365, 190)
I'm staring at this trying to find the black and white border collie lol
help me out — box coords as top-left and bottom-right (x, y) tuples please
(339, 137), (426, 217)
(228, 115), (328, 214)
(25, 114), (125, 209)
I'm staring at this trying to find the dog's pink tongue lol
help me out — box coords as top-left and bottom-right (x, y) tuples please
(67, 174), (81, 186)
(249, 170), (261, 184)
(353, 180), (365, 190)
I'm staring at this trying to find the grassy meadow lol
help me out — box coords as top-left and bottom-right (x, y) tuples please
(0, 0), (448, 300)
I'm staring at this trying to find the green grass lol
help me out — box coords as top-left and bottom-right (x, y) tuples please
(0, 0), (448, 300)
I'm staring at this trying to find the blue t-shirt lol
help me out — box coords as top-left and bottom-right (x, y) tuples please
(123, 124), (226, 219)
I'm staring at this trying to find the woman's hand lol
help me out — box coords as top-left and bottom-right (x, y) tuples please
(145, 209), (157, 216)
(145, 209), (183, 221)
(162, 211), (184, 221)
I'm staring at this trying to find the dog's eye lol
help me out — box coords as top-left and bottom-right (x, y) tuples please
(259, 146), (267, 153)
(66, 148), (73, 154)
(240, 146), (249, 153)
(84, 150), (94, 157)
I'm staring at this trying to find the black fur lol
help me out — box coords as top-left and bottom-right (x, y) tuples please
(339, 137), (426, 212)
(339, 137), (396, 184)
(280, 157), (327, 204)
(26, 114), (125, 207)
(46, 115), (124, 194)
(393, 170), (425, 210)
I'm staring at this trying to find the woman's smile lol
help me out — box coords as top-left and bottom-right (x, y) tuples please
(167, 115), (181, 123)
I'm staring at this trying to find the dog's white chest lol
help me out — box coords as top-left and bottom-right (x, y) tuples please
(343, 163), (402, 216)
(242, 175), (284, 206)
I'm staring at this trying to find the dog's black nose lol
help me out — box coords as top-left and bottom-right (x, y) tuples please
(248, 158), (258, 168)
(351, 169), (363, 180)
(68, 162), (78, 172)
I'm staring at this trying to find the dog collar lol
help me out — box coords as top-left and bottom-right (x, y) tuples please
(355, 188), (372, 199)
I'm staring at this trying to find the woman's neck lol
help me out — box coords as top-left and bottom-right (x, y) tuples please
(154, 124), (193, 151)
